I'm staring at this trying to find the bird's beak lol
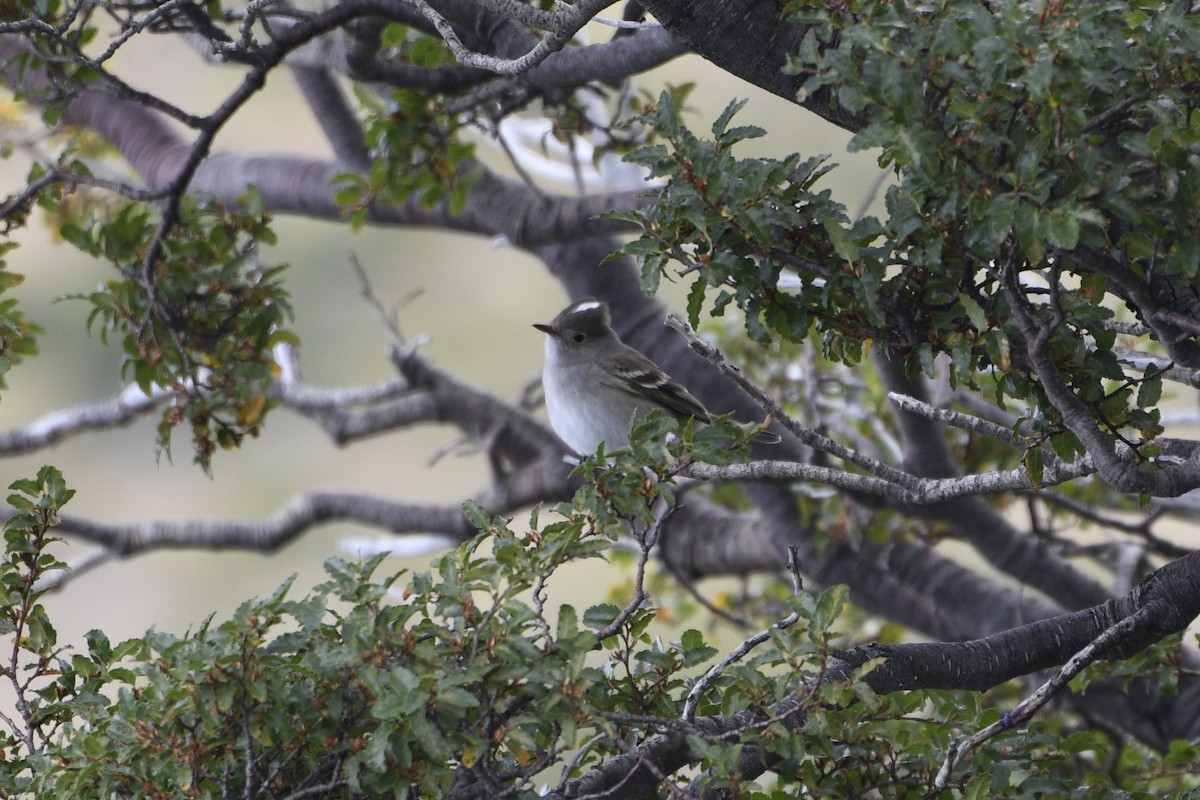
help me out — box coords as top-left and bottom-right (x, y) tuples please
(533, 323), (556, 336)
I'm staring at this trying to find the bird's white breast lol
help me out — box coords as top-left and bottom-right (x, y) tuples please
(542, 338), (635, 454)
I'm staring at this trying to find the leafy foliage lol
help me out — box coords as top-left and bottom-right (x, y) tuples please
(58, 192), (293, 468)
(335, 80), (477, 228)
(2, 461), (1194, 798)
(2, 0), (1200, 797)
(617, 92), (875, 352)
(0, 247), (40, 397)
(792, 0), (1199, 445)
(622, 0), (1200, 461)
(0, 467), (75, 792)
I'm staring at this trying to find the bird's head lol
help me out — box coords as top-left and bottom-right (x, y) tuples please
(533, 299), (618, 352)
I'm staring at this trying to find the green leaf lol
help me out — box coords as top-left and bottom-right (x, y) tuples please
(1043, 208), (1080, 250)
(1015, 203), (1044, 264)
(711, 98), (750, 139)
(820, 215), (859, 262)
(556, 604), (579, 641)
(583, 603), (620, 632)
(1137, 367), (1163, 409)
(0, 271), (23, 291)
(686, 279), (706, 327)
(959, 295), (988, 331)
(679, 629), (718, 667)
(1049, 432), (1081, 462)
(963, 772), (992, 800)
(461, 500), (492, 531)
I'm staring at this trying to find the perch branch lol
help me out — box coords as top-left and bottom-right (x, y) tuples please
(933, 604), (1157, 790)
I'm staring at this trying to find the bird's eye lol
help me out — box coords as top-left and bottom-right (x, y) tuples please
(572, 333), (586, 343)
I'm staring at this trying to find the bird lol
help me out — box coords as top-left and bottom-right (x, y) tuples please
(533, 299), (780, 455)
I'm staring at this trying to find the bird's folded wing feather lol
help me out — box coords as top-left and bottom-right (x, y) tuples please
(608, 361), (713, 422)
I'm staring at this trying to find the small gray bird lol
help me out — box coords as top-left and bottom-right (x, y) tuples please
(534, 299), (779, 454)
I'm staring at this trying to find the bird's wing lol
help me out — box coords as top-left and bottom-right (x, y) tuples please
(608, 349), (713, 423)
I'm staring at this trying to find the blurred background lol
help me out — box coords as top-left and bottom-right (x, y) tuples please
(0, 25), (887, 650)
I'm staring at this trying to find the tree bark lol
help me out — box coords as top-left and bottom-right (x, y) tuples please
(642, 0), (866, 131)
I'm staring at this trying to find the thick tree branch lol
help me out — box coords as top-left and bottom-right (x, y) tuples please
(934, 604), (1155, 789)
(521, 25), (684, 91)
(270, 353), (438, 445)
(341, 15), (492, 91)
(1068, 247), (1200, 371)
(838, 549), (1200, 740)
(641, 0), (865, 130)
(409, 0), (609, 75)
(874, 351), (1110, 610)
(1, 7), (665, 246)
(15, 59), (647, 243)
(288, 65), (370, 170)
(27, 490), (479, 554)
(554, 549), (1200, 798)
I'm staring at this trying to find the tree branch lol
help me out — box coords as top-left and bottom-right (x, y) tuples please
(0, 384), (168, 455)
(641, 0), (865, 130)
(556, 549), (1200, 797)
(27, 489), (478, 555)
(1004, 263), (1200, 497)
(288, 65), (370, 170)
(875, 352), (1110, 611)
(683, 457), (1095, 503)
(411, 0), (610, 75)
(933, 603), (1155, 789)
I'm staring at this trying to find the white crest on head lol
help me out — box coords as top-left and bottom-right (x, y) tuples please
(571, 300), (603, 313)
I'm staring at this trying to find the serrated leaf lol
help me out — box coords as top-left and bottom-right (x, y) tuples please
(679, 629), (718, 667)
(964, 772), (992, 800)
(461, 500), (492, 531)
(1044, 208), (1080, 250)
(557, 604), (578, 641)
(711, 98), (750, 139)
(1137, 369), (1163, 409)
(820, 215), (859, 261)
(686, 280), (706, 327)
(583, 603), (620, 631)
(959, 295), (988, 331)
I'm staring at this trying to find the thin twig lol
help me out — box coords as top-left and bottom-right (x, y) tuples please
(1035, 492), (1188, 558)
(659, 559), (755, 631)
(682, 456), (1096, 504)
(1114, 347), (1200, 388)
(490, 119), (549, 201)
(664, 314), (920, 488)
(932, 605), (1156, 790)
(682, 551), (807, 721)
(852, 168), (891, 223)
(34, 548), (115, 593)
(346, 251), (409, 353)
(887, 392), (1024, 449)
(590, 496), (678, 644)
